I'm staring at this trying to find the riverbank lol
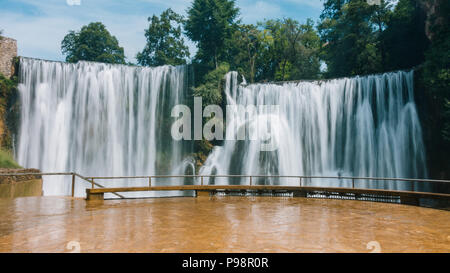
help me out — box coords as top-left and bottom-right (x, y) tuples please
(0, 196), (448, 252)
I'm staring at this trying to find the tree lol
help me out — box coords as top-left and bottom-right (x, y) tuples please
(221, 18), (321, 83)
(224, 24), (264, 83)
(275, 18), (320, 81)
(61, 22), (126, 64)
(422, 0), (450, 141)
(318, 0), (393, 77)
(371, 0), (392, 70)
(185, 0), (239, 68)
(137, 9), (190, 66)
(382, 0), (429, 71)
(256, 18), (320, 81)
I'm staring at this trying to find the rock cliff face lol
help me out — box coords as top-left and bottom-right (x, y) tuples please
(0, 37), (17, 79)
(419, 0), (445, 40)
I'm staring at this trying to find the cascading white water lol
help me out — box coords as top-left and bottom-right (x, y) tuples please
(16, 57), (427, 195)
(200, 71), (427, 191)
(16, 57), (194, 197)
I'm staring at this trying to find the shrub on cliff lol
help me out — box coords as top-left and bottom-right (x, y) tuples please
(193, 63), (229, 106)
(0, 73), (20, 168)
(0, 149), (20, 169)
(0, 73), (18, 150)
(0, 69), (20, 170)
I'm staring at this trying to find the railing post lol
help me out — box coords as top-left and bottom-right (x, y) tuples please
(91, 178), (94, 189)
(411, 181), (414, 192)
(71, 173), (75, 197)
(148, 177), (152, 187)
(352, 178), (355, 189)
(299, 177), (302, 187)
(249, 176), (252, 186)
(201, 176), (203, 186)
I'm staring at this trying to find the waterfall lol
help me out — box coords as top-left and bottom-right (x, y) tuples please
(16, 57), (427, 196)
(200, 71), (427, 191)
(16, 58), (194, 197)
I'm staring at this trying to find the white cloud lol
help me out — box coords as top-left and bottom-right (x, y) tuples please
(238, 0), (282, 23)
(66, 0), (81, 6)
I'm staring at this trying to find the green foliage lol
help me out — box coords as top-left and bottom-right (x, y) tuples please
(222, 18), (321, 83)
(190, 63), (230, 166)
(0, 73), (16, 100)
(189, 62), (230, 167)
(0, 73), (19, 151)
(318, 0), (429, 78)
(444, 100), (450, 141)
(318, 0), (390, 77)
(185, 0), (239, 68)
(262, 18), (320, 81)
(193, 139), (214, 169)
(224, 24), (263, 83)
(382, 0), (429, 70)
(61, 22), (126, 64)
(193, 63), (230, 106)
(0, 74), (15, 131)
(422, 0), (450, 142)
(0, 149), (21, 168)
(137, 8), (190, 66)
(275, 61), (293, 81)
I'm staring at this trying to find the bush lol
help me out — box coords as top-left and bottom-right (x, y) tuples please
(193, 63), (230, 106)
(0, 73), (19, 150)
(0, 149), (21, 168)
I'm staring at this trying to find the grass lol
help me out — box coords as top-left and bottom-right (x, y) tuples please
(0, 149), (21, 168)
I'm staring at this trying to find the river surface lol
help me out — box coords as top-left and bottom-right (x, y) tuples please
(0, 196), (448, 252)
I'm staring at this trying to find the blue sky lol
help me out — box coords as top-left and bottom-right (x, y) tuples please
(0, 0), (324, 63)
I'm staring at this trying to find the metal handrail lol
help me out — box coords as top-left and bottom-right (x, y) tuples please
(0, 172), (125, 198)
(3, 173), (449, 184)
(1, 172), (449, 197)
(84, 174), (450, 184)
(86, 174), (450, 194)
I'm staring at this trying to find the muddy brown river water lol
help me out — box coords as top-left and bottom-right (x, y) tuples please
(0, 196), (449, 252)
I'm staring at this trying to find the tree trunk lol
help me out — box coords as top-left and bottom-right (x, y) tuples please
(214, 47), (218, 69)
